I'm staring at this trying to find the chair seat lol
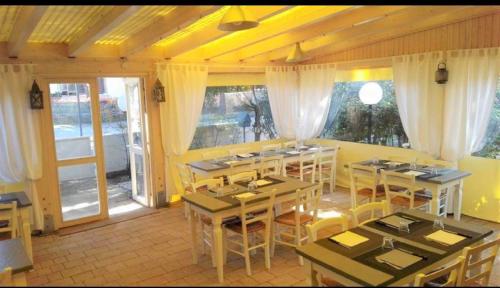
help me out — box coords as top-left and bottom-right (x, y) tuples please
(358, 187), (386, 198)
(321, 276), (343, 287)
(274, 211), (313, 226)
(287, 169), (314, 177)
(225, 220), (266, 234)
(390, 195), (430, 207)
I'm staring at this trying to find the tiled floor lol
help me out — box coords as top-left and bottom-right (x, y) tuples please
(26, 188), (500, 286)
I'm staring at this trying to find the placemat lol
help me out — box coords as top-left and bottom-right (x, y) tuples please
(235, 177), (284, 188)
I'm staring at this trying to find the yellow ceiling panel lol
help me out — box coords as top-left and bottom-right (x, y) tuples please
(96, 6), (176, 45)
(154, 6), (229, 47)
(29, 6), (113, 43)
(0, 6), (20, 42)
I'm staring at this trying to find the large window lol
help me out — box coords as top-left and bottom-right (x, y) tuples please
(472, 77), (500, 159)
(190, 85), (277, 150)
(320, 80), (409, 147)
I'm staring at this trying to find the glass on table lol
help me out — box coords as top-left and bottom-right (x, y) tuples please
(371, 157), (380, 164)
(247, 181), (257, 191)
(398, 219), (411, 233)
(433, 218), (445, 230)
(382, 236), (394, 250)
(409, 160), (417, 169)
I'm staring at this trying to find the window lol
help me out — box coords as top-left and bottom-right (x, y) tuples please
(320, 80), (409, 147)
(472, 77), (500, 159)
(190, 85), (277, 150)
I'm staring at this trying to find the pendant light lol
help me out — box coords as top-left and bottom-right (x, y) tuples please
(286, 43), (305, 63)
(218, 6), (259, 31)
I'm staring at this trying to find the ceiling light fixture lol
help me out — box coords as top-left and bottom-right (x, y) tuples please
(218, 6), (259, 31)
(286, 43), (305, 63)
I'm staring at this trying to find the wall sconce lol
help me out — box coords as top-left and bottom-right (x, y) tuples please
(435, 62), (448, 84)
(29, 80), (43, 109)
(152, 78), (165, 103)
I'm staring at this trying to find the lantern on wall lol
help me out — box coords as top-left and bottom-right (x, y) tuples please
(435, 62), (448, 84)
(152, 78), (165, 103)
(29, 80), (43, 109)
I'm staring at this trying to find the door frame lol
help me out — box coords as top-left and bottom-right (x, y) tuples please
(43, 78), (109, 228)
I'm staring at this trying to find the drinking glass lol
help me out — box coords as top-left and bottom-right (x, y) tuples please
(398, 220), (411, 233)
(372, 157), (379, 164)
(382, 236), (394, 250)
(431, 167), (438, 175)
(433, 218), (444, 230)
(248, 181), (257, 191)
(410, 161), (417, 169)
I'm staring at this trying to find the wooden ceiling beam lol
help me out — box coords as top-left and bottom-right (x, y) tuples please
(68, 6), (141, 57)
(119, 6), (221, 57)
(7, 6), (48, 57)
(161, 6), (291, 59)
(175, 6), (355, 61)
(214, 6), (410, 62)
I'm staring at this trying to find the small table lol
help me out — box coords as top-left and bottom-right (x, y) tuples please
(182, 175), (314, 283)
(0, 238), (33, 286)
(347, 160), (471, 220)
(0, 191), (33, 261)
(296, 209), (492, 286)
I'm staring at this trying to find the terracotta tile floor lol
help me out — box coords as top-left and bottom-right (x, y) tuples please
(26, 188), (500, 286)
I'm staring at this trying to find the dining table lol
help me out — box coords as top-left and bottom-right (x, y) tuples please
(296, 209), (493, 286)
(182, 174), (315, 283)
(0, 238), (33, 286)
(0, 191), (33, 261)
(346, 159), (471, 220)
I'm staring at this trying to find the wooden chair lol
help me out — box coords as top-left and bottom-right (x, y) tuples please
(381, 170), (430, 213)
(0, 267), (12, 286)
(272, 182), (322, 265)
(456, 237), (500, 286)
(416, 158), (454, 217)
(283, 140), (297, 149)
(305, 214), (349, 287)
(315, 146), (339, 194)
(348, 163), (386, 209)
(0, 201), (17, 239)
(177, 163), (195, 218)
(350, 200), (389, 227)
(286, 150), (317, 183)
(223, 189), (276, 276)
(259, 155), (283, 178)
(414, 257), (464, 287)
(227, 171), (258, 185)
(190, 178), (224, 267)
(229, 158), (256, 174)
(202, 150), (229, 160)
(261, 143), (282, 152)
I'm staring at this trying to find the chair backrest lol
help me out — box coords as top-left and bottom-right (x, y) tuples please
(306, 214), (348, 243)
(388, 155), (417, 164)
(298, 150), (317, 183)
(350, 200), (389, 226)
(238, 189), (276, 238)
(0, 201), (17, 238)
(227, 170), (258, 185)
(0, 267), (12, 286)
(283, 140), (297, 149)
(202, 150), (229, 160)
(293, 182), (322, 223)
(414, 257), (465, 287)
(261, 143), (282, 152)
(317, 146), (338, 170)
(229, 158), (256, 173)
(457, 237), (500, 286)
(259, 155), (283, 177)
(349, 163), (378, 208)
(381, 169), (419, 211)
(176, 163), (194, 191)
(190, 178), (224, 193)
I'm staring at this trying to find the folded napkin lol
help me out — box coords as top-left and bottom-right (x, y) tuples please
(286, 151), (300, 155)
(224, 160), (240, 165)
(233, 192), (256, 200)
(385, 161), (404, 166)
(376, 249), (423, 270)
(237, 153), (254, 158)
(330, 231), (369, 248)
(377, 215), (415, 228)
(255, 179), (272, 186)
(425, 230), (466, 246)
(298, 145), (309, 149)
(403, 170), (427, 176)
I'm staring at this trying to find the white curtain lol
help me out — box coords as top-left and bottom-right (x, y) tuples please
(265, 66), (299, 139)
(441, 48), (499, 161)
(392, 52), (445, 158)
(296, 64), (336, 141)
(0, 64), (44, 231)
(157, 64), (208, 196)
(265, 64), (336, 141)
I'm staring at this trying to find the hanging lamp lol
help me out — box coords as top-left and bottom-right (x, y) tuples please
(218, 6), (259, 31)
(286, 43), (305, 63)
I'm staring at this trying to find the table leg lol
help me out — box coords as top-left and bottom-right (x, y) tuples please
(304, 259), (319, 286)
(188, 205), (198, 264)
(212, 216), (224, 283)
(20, 209), (33, 263)
(453, 180), (463, 221)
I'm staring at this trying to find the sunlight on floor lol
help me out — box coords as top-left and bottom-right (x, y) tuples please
(108, 201), (143, 216)
(62, 201), (99, 213)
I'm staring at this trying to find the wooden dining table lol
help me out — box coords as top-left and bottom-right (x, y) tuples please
(296, 209), (493, 286)
(182, 175), (315, 283)
(0, 191), (33, 261)
(0, 238), (33, 286)
(347, 160), (471, 220)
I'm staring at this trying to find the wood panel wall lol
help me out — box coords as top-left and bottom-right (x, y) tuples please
(308, 13), (500, 64)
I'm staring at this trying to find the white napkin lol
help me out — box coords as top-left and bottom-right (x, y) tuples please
(237, 153), (254, 158)
(286, 151), (300, 155)
(403, 170), (426, 176)
(425, 230), (466, 246)
(233, 192), (256, 200)
(255, 179), (272, 186)
(376, 249), (423, 270)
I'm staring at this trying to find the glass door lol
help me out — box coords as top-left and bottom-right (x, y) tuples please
(48, 80), (108, 225)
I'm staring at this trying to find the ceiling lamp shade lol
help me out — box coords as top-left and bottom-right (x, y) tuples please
(218, 6), (259, 31)
(358, 82), (383, 105)
(286, 43), (305, 63)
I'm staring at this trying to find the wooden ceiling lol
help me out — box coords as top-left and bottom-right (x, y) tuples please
(0, 5), (499, 64)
